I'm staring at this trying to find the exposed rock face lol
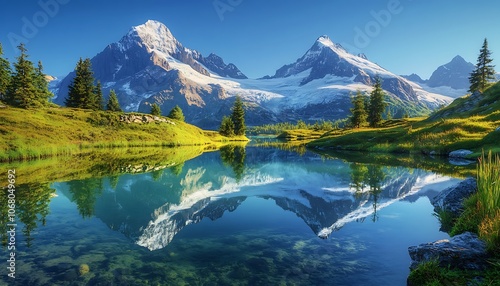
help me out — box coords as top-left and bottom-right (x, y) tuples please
(408, 232), (489, 271)
(427, 55), (475, 90)
(431, 177), (477, 216)
(196, 53), (247, 79)
(401, 73), (425, 84)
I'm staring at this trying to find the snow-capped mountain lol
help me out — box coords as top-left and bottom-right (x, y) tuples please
(53, 20), (451, 128)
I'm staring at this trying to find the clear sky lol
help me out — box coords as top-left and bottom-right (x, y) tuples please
(1, 0), (499, 80)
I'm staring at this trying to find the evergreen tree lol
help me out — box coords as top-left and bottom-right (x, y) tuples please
(65, 58), (96, 109)
(350, 90), (367, 128)
(219, 115), (234, 137)
(0, 43), (11, 100)
(167, 105), (185, 121)
(5, 44), (39, 108)
(231, 96), (246, 136)
(33, 61), (53, 105)
(150, 103), (161, 116)
(469, 38), (496, 93)
(92, 80), (103, 110)
(368, 77), (387, 128)
(106, 89), (122, 112)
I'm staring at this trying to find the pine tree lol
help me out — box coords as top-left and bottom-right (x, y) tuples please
(167, 105), (185, 121)
(368, 77), (387, 128)
(65, 58), (96, 109)
(33, 61), (53, 105)
(231, 96), (246, 136)
(0, 43), (11, 100)
(92, 81), (103, 110)
(469, 38), (496, 93)
(106, 90), (122, 112)
(219, 115), (235, 137)
(5, 44), (39, 108)
(150, 103), (161, 116)
(350, 90), (367, 128)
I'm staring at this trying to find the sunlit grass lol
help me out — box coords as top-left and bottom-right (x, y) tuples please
(0, 106), (243, 161)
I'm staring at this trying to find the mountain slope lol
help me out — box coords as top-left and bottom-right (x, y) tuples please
(52, 20), (451, 128)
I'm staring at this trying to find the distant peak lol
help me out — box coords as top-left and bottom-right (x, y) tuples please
(451, 55), (466, 63)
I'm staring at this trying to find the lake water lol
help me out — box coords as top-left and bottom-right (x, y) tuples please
(0, 146), (463, 285)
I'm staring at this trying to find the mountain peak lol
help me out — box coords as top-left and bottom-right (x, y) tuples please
(314, 35), (347, 53)
(451, 55), (466, 63)
(427, 55), (475, 90)
(128, 20), (181, 55)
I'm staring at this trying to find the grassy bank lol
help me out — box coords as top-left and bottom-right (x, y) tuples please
(0, 106), (247, 161)
(308, 82), (500, 157)
(408, 152), (500, 285)
(308, 115), (500, 156)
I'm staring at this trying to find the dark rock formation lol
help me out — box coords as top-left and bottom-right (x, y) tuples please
(408, 232), (489, 271)
(431, 177), (477, 217)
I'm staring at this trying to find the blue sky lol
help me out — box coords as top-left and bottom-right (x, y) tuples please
(1, 0), (499, 79)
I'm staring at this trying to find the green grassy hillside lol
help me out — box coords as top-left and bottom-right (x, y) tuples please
(0, 106), (246, 161)
(308, 82), (500, 156)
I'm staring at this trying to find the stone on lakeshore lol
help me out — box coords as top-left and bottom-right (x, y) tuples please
(431, 177), (477, 217)
(449, 149), (474, 158)
(408, 232), (489, 271)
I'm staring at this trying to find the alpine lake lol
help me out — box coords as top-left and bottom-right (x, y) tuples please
(0, 139), (475, 286)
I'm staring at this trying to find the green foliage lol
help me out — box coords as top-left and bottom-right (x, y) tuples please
(65, 58), (99, 109)
(168, 105), (185, 122)
(407, 259), (469, 286)
(368, 76), (387, 128)
(5, 44), (40, 108)
(477, 151), (500, 251)
(33, 61), (53, 105)
(106, 90), (122, 112)
(434, 209), (456, 233)
(452, 152), (500, 252)
(0, 42), (11, 99)
(150, 103), (161, 116)
(350, 90), (367, 128)
(93, 81), (104, 111)
(249, 119), (345, 135)
(469, 38), (496, 93)
(231, 96), (246, 136)
(219, 115), (234, 137)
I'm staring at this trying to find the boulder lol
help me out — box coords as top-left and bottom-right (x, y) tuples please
(449, 149), (473, 158)
(496, 126), (500, 132)
(431, 177), (477, 216)
(408, 232), (489, 271)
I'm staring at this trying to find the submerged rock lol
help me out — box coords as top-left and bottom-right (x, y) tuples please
(431, 177), (477, 217)
(408, 232), (489, 271)
(449, 149), (474, 158)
